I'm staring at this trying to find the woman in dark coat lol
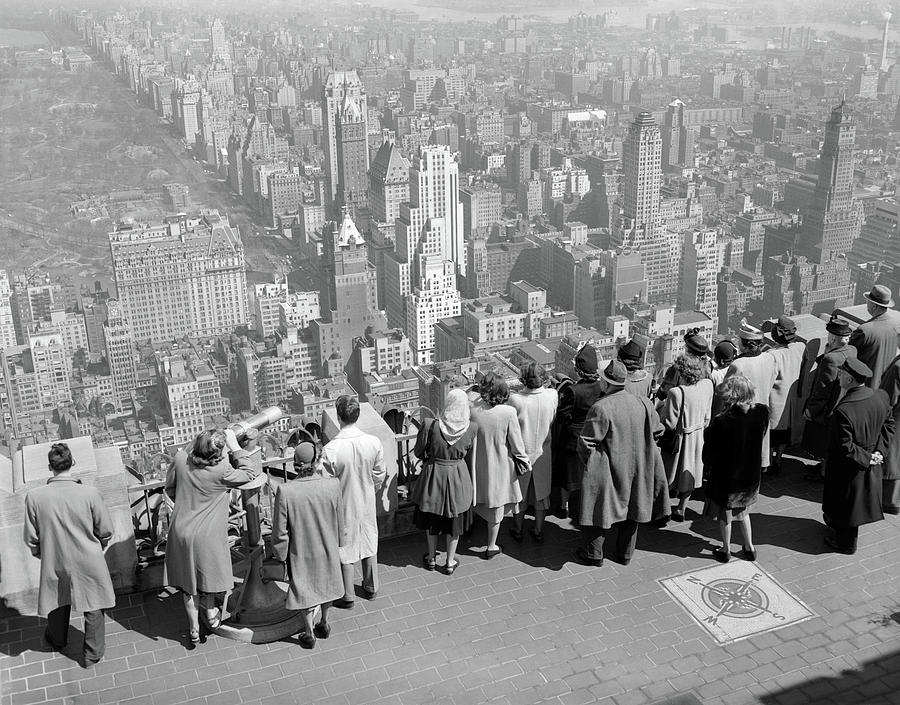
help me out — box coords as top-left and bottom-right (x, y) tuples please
(165, 428), (259, 642)
(410, 388), (477, 574)
(703, 374), (769, 563)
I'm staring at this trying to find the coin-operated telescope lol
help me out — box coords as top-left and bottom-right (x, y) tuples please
(214, 406), (307, 643)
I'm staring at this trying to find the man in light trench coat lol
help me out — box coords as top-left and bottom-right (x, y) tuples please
(323, 395), (386, 608)
(23, 442), (116, 666)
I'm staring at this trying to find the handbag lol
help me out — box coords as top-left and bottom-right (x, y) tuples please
(657, 387), (684, 456)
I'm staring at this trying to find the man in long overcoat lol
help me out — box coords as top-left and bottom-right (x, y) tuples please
(322, 395), (385, 607)
(574, 361), (671, 566)
(878, 332), (900, 515)
(849, 285), (899, 389)
(802, 314), (856, 479)
(823, 359), (894, 554)
(23, 443), (116, 666)
(272, 436), (344, 648)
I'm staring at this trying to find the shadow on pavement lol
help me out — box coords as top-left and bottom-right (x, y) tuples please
(758, 647), (900, 704)
(686, 512), (829, 556)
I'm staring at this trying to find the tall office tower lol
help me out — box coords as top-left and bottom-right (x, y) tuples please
(800, 99), (862, 264)
(661, 99), (694, 171)
(109, 212), (248, 345)
(209, 18), (228, 60)
(622, 111), (662, 234)
(103, 299), (137, 410)
(0, 270), (16, 350)
(322, 71), (368, 209)
(174, 81), (202, 143)
(369, 138), (410, 225)
(852, 63), (879, 99)
(851, 197), (900, 266)
(406, 220), (462, 365)
(27, 330), (71, 409)
(334, 93), (369, 215)
(680, 229), (722, 321)
(313, 212), (387, 372)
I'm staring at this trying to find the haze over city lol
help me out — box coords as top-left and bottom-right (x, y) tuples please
(0, 1), (899, 704)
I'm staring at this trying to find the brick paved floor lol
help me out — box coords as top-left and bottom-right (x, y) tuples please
(2, 455), (900, 705)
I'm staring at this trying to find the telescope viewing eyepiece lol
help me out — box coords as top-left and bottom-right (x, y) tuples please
(229, 406), (284, 440)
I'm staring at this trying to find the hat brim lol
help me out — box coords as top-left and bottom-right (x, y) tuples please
(601, 372), (626, 386)
(863, 292), (895, 308)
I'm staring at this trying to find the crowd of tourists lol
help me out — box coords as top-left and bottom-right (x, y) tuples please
(22, 285), (900, 661)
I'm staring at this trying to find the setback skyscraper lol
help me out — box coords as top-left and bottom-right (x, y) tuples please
(322, 71), (368, 213)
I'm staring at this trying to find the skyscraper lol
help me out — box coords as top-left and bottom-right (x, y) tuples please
(0, 270), (16, 350)
(322, 71), (368, 210)
(369, 137), (411, 226)
(334, 93), (369, 215)
(313, 212), (387, 371)
(801, 99), (862, 264)
(109, 212), (248, 344)
(103, 299), (137, 410)
(622, 111), (662, 233)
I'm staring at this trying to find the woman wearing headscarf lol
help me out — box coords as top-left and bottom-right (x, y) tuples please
(410, 388), (478, 574)
(552, 345), (605, 518)
(164, 428), (259, 643)
(764, 315), (806, 473)
(470, 373), (531, 559)
(509, 362), (559, 543)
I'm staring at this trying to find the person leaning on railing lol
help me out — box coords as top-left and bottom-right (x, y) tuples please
(163, 428), (259, 645)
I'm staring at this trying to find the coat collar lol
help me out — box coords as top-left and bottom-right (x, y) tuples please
(840, 385), (874, 404)
(868, 311), (891, 323)
(47, 475), (82, 485)
(820, 342), (851, 360)
(335, 424), (364, 439)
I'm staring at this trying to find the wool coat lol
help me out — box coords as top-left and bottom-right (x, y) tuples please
(850, 312), (899, 389)
(322, 425), (386, 564)
(624, 370), (653, 399)
(823, 385), (894, 528)
(576, 388), (671, 529)
(271, 474), (345, 610)
(23, 476), (116, 617)
(554, 378), (605, 489)
(509, 386), (559, 505)
(469, 400), (530, 513)
(878, 354), (900, 483)
(703, 404), (769, 509)
(660, 379), (714, 492)
(409, 419), (476, 518)
(767, 341), (806, 431)
(164, 448), (258, 595)
(801, 343), (857, 459)
(726, 352), (777, 467)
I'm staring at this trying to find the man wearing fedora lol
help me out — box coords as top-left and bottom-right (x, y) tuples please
(574, 361), (670, 566)
(802, 314), (857, 481)
(850, 284), (900, 389)
(822, 359), (894, 554)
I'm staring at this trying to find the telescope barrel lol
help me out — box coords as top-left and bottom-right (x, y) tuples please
(230, 406), (284, 439)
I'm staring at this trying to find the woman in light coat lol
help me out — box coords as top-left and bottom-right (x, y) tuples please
(764, 316), (806, 473)
(470, 372), (531, 559)
(165, 428), (258, 643)
(660, 354), (714, 521)
(509, 362), (559, 543)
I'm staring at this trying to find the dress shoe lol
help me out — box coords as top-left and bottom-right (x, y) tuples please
(422, 553), (436, 571)
(713, 547), (731, 563)
(313, 622), (331, 639)
(824, 536), (855, 555)
(298, 633), (316, 649)
(332, 597), (355, 609)
(482, 544), (503, 560)
(671, 510), (684, 522)
(362, 588), (377, 601)
(574, 546), (603, 567)
(443, 560), (459, 575)
(740, 547), (757, 561)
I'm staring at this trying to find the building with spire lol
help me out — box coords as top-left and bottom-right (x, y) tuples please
(334, 92), (369, 216)
(322, 71), (368, 212)
(312, 212), (387, 374)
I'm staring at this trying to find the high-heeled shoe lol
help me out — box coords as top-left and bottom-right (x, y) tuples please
(203, 608), (222, 630)
(189, 629), (200, 645)
(443, 560), (459, 575)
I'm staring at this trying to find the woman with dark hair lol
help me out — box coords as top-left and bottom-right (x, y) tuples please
(765, 316), (806, 473)
(164, 428), (259, 644)
(509, 362), (559, 542)
(411, 388), (477, 574)
(703, 375), (768, 562)
(552, 344), (605, 518)
(618, 338), (652, 399)
(470, 372), (531, 559)
(725, 320), (778, 474)
(660, 354), (714, 521)
(656, 329), (712, 402)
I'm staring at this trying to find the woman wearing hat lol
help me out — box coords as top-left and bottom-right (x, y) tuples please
(725, 320), (777, 474)
(656, 329), (712, 403)
(765, 316), (807, 474)
(410, 388), (477, 574)
(659, 353), (714, 521)
(849, 284), (899, 389)
(552, 344), (605, 518)
(618, 338), (652, 399)
(509, 363), (559, 543)
(164, 428), (259, 643)
(271, 432), (344, 648)
(801, 314), (857, 479)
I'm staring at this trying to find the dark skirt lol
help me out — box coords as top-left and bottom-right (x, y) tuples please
(770, 428), (791, 447)
(703, 489), (758, 517)
(409, 458), (473, 518)
(414, 507), (473, 536)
